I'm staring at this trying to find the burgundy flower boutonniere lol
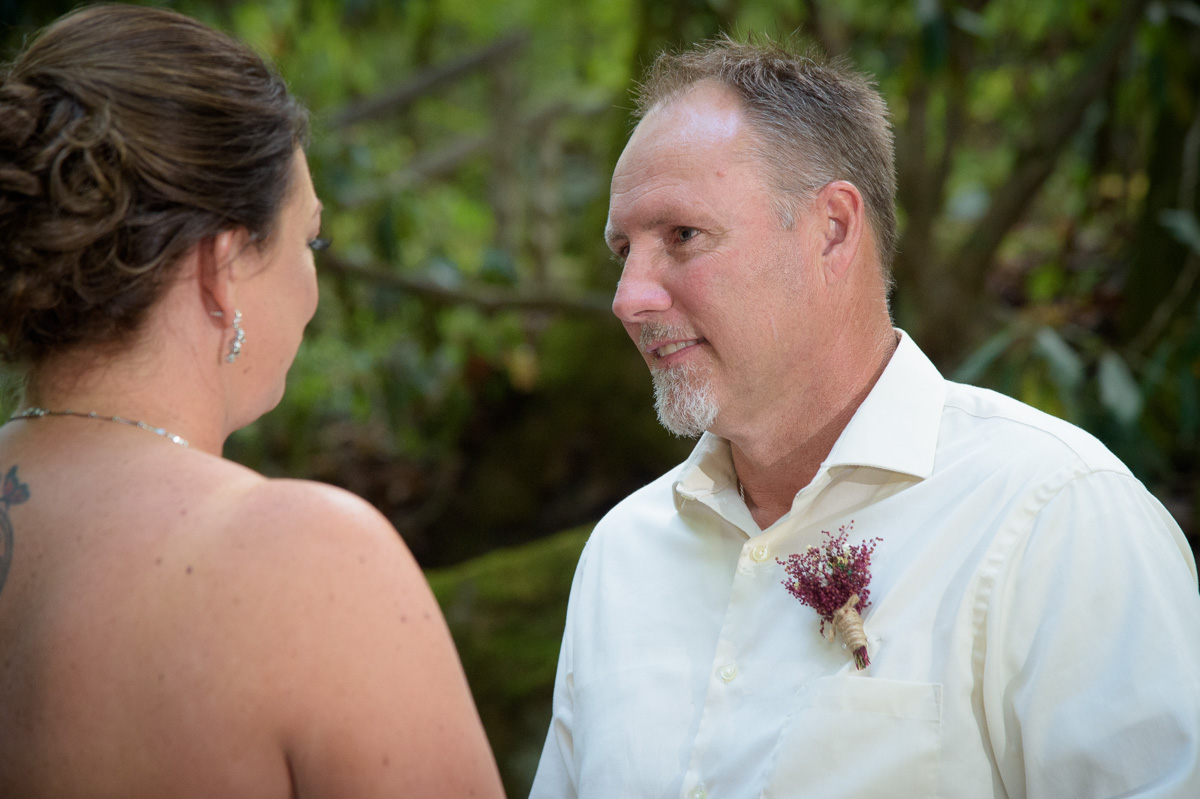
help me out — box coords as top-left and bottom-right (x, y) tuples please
(777, 522), (881, 670)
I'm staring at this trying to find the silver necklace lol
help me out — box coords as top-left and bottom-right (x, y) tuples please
(7, 407), (189, 448)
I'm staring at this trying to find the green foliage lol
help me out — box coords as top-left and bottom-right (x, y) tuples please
(428, 525), (590, 798)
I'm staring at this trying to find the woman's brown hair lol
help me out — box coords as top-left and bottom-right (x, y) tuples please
(0, 3), (308, 364)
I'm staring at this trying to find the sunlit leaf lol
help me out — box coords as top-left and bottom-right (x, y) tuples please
(1034, 326), (1084, 390)
(1097, 350), (1143, 425)
(952, 325), (1018, 384)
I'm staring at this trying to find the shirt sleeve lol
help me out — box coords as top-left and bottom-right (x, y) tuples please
(528, 542), (590, 799)
(984, 468), (1200, 798)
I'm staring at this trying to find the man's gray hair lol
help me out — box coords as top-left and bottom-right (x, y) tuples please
(634, 34), (898, 282)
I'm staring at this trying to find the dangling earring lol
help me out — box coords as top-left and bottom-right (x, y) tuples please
(210, 309), (245, 363)
(226, 310), (245, 363)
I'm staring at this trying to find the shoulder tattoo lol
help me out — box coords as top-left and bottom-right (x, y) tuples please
(0, 465), (30, 595)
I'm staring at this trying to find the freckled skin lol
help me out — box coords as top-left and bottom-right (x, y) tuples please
(0, 438), (504, 798)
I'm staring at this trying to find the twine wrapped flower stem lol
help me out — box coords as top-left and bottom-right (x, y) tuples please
(778, 523), (881, 670)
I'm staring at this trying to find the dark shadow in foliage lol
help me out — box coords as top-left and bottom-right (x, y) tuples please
(428, 526), (590, 799)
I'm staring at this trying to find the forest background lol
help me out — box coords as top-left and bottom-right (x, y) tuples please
(3, 0), (1199, 794)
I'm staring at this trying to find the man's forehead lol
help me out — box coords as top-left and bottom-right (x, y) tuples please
(633, 81), (747, 149)
(612, 92), (755, 195)
(610, 93), (763, 199)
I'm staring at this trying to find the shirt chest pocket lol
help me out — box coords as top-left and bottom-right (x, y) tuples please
(761, 676), (943, 799)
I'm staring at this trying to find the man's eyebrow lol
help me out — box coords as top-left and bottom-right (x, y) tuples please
(605, 204), (696, 248)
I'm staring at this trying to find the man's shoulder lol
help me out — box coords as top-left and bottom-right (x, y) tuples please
(939, 380), (1130, 477)
(561, 462), (692, 598)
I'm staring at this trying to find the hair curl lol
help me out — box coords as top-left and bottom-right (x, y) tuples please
(635, 35), (898, 283)
(0, 4), (309, 365)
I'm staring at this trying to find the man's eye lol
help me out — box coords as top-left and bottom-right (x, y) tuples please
(308, 237), (331, 252)
(677, 228), (698, 243)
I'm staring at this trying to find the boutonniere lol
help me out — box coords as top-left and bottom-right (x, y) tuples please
(778, 521), (881, 670)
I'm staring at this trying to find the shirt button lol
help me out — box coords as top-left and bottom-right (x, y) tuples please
(751, 544), (770, 562)
(718, 663), (738, 682)
(688, 786), (707, 799)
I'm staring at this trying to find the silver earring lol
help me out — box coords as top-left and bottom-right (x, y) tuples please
(225, 310), (245, 363)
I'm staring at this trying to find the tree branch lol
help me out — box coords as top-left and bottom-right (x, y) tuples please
(327, 31), (530, 129)
(946, 0), (1151, 291)
(338, 97), (612, 208)
(895, 4), (970, 305)
(1127, 104), (1200, 357)
(340, 134), (491, 207)
(935, 26), (970, 210)
(319, 255), (613, 317)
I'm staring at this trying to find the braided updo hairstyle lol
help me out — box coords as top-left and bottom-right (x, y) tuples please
(0, 4), (308, 365)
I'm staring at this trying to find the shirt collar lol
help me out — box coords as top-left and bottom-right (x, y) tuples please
(822, 329), (944, 479)
(675, 433), (737, 506)
(674, 329), (944, 506)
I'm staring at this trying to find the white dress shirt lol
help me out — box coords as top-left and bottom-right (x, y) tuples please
(530, 333), (1200, 799)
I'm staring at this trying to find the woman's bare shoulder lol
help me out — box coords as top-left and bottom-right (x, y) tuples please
(184, 472), (430, 650)
(185, 473), (504, 798)
(164, 454), (399, 555)
(208, 476), (426, 604)
(224, 476), (403, 551)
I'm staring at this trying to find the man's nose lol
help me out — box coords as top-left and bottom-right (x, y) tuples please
(612, 252), (671, 323)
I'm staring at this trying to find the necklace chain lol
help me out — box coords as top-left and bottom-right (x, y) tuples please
(6, 407), (189, 448)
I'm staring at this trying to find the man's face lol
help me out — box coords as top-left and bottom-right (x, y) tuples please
(606, 82), (819, 439)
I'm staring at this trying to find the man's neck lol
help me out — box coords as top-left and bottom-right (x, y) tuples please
(729, 330), (898, 529)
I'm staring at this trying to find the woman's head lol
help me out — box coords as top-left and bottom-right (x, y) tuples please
(0, 3), (308, 366)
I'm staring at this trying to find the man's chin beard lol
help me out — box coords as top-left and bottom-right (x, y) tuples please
(652, 363), (719, 439)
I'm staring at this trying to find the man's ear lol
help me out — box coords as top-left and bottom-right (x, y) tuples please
(198, 227), (253, 318)
(815, 181), (864, 284)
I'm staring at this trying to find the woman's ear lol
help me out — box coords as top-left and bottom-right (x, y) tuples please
(198, 227), (253, 318)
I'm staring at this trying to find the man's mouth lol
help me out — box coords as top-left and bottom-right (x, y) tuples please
(650, 339), (700, 358)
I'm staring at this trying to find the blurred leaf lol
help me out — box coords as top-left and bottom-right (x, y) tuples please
(427, 255), (465, 289)
(480, 247), (519, 285)
(1169, 0), (1200, 26)
(953, 8), (989, 37)
(1097, 350), (1144, 425)
(505, 343), (540, 392)
(952, 325), (1018, 383)
(1160, 209), (1200, 255)
(1027, 262), (1066, 302)
(1034, 326), (1084, 390)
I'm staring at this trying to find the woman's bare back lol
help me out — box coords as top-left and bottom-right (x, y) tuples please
(0, 423), (502, 798)
(0, 427), (300, 797)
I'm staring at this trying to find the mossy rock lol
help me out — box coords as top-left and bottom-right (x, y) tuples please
(427, 525), (591, 798)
